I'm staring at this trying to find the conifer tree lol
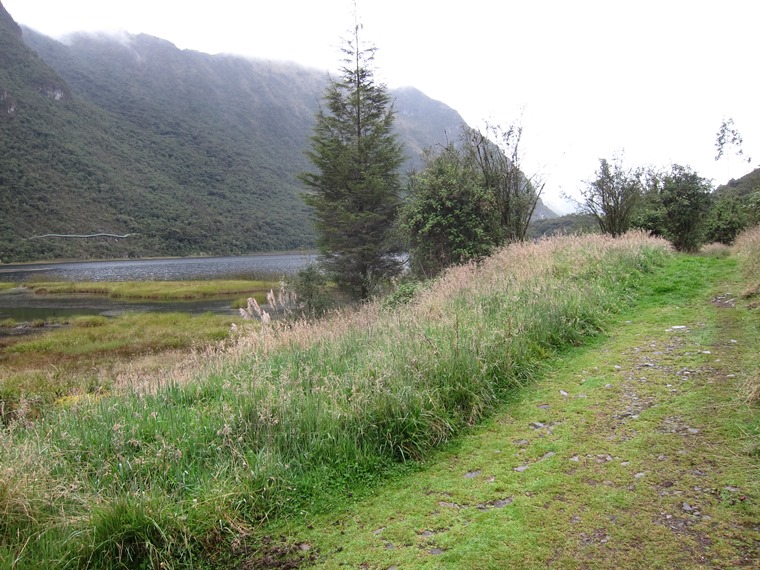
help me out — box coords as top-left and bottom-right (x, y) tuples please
(300, 25), (405, 299)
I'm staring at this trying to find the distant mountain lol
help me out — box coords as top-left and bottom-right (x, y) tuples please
(531, 197), (557, 221)
(715, 167), (760, 198)
(1, 2), (553, 262)
(528, 213), (597, 238)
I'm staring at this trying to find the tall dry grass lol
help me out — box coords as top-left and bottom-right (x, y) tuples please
(733, 224), (760, 404)
(0, 231), (672, 567)
(734, 224), (760, 299)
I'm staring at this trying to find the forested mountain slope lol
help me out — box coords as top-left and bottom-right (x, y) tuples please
(1, 2), (554, 262)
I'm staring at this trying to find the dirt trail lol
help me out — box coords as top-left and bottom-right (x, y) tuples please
(537, 318), (757, 568)
(258, 276), (759, 569)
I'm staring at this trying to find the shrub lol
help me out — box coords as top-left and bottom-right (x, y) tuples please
(289, 264), (332, 317)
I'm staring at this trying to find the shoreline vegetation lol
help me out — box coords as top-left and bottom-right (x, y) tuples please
(19, 280), (278, 301)
(1, 230), (758, 567)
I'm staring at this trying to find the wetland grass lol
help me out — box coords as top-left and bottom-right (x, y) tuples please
(22, 279), (277, 300)
(0, 312), (243, 425)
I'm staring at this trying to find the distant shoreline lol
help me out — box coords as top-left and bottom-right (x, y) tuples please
(0, 250), (319, 268)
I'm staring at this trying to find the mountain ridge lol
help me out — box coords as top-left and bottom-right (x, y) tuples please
(1, 3), (554, 263)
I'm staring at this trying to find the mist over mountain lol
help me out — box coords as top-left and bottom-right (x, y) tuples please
(1, 2), (554, 262)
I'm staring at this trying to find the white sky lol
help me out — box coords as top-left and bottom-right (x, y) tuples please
(4, 0), (759, 214)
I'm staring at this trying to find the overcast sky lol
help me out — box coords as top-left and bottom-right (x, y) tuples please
(4, 0), (758, 213)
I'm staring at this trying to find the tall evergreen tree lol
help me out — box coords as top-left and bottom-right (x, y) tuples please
(300, 26), (405, 299)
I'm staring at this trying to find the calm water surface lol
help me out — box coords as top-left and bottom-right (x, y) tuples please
(0, 253), (316, 283)
(0, 253), (316, 322)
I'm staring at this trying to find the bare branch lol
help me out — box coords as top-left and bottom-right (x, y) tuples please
(27, 233), (136, 240)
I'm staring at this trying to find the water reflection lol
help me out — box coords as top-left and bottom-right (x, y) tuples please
(0, 253), (316, 322)
(0, 252), (316, 283)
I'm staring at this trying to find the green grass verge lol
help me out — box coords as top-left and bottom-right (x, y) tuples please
(1, 234), (681, 567)
(265, 252), (759, 568)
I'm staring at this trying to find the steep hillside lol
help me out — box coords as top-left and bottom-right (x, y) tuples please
(1, 9), (466, 263)
(1, 5), (152, 262)
(529, 212), (597, 238)
(715, 166), (760, 198)
(1, 2), (553, 263)
(21, 29), (331, 259)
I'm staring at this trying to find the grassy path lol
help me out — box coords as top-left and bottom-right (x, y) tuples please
(259, 254), (759, 569)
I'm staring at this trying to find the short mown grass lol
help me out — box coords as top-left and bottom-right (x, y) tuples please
(1, 233), (679, 568)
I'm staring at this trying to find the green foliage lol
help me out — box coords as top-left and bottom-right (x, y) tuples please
(714, 168), (760, 227)
(289, 264), (332, 316)
(300, 28), (405, 299)
(746, 191), (760, 226)
(705, 196), (747, 244)
(401, 124), (543, 277)
(463, 124), (543, 243)
(632, 165), (712, 252)
(579, 156), (642, 237)
(659, 165), (713, 252)
(631, 186), (667, 238)
(381, 280), (424, 310)
(401, 143), (501, 276)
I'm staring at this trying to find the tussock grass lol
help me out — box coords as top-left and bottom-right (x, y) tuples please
(700, 241), (732, 257)
(6, 313), (230, 357)
(733, 225), (760, 404)
(734, 224), (760, 300)
(0, 232), (673, 567)
(0, 316), (70, 328)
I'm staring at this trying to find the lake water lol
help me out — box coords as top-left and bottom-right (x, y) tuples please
(0, 252), (316, 283)
(0, 253), (316, 323)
